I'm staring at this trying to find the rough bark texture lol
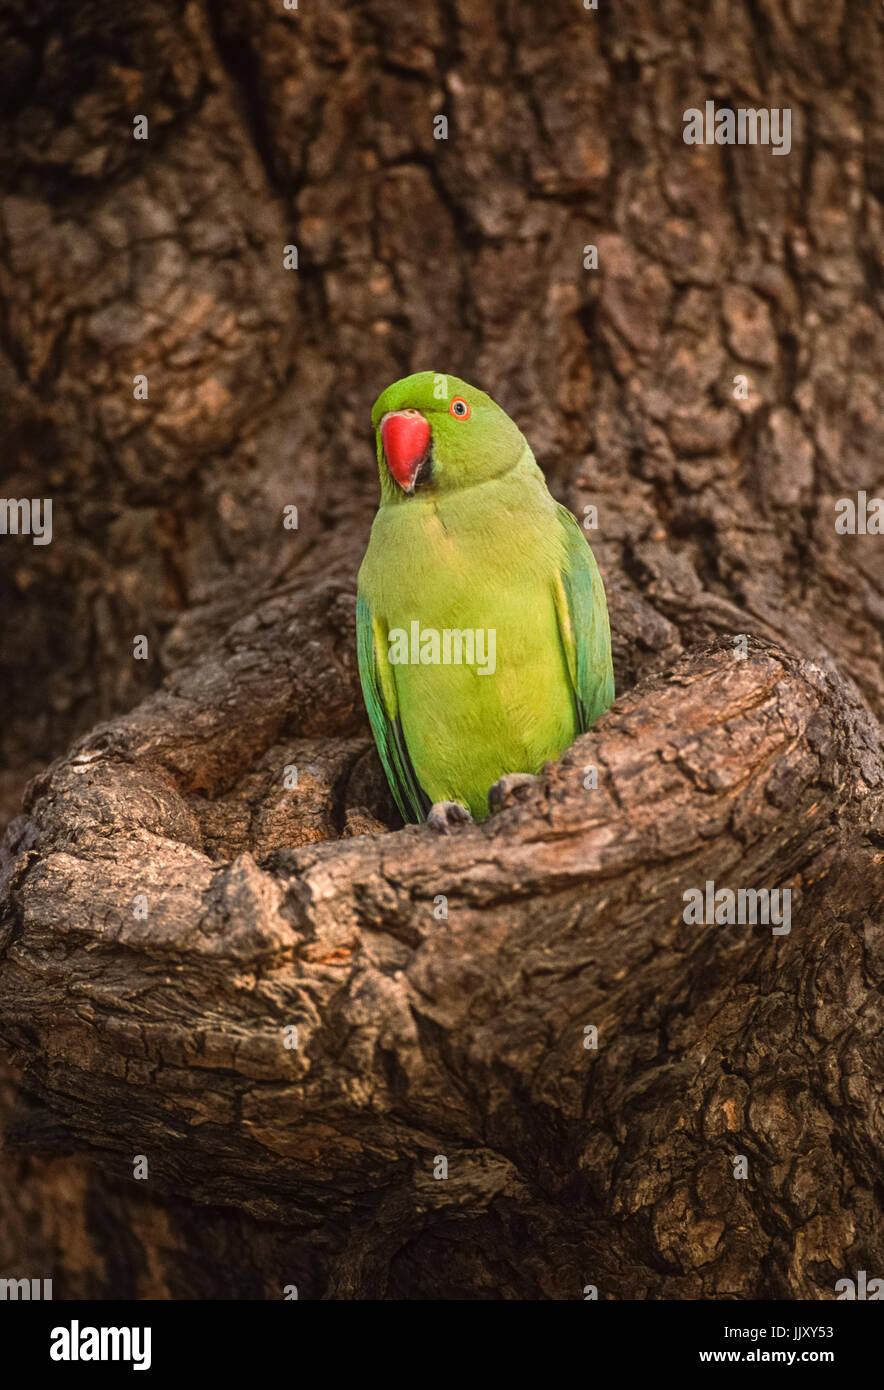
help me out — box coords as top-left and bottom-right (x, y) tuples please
(1, 0), (883, 1299)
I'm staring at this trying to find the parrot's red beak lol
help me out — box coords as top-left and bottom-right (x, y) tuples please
(380, 410), (431, 492)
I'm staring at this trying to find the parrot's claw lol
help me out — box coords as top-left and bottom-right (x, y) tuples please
(488, 772), (540, 816)
(426, 801), (473, 833)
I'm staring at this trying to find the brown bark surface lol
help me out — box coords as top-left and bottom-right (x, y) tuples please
(1, 0), (882, 1298)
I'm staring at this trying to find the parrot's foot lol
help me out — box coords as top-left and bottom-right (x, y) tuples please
(426, 801), (473, 833)
(488, 772), (540, 816)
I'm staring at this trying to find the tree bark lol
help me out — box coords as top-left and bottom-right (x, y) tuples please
(1, 0), (883, 1298)
(1, 587), (883, 1297)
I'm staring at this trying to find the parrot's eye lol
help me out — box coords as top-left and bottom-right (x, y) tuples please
(449, 397), (471, 419)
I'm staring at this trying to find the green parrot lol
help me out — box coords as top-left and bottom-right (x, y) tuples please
(357, 371), (614, 830)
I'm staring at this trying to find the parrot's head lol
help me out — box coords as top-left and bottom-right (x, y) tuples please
(371, 371), (527, 501)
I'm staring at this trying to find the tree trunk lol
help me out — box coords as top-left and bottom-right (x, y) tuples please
(1, 0), (882, 1299)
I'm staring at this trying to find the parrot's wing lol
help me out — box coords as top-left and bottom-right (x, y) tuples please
(356, 592), (431, 824)
(553, 504), (615, 732)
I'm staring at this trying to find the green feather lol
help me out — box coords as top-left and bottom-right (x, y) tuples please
(356, 593), (431, 823)
(553, 504), (616, 731)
